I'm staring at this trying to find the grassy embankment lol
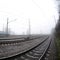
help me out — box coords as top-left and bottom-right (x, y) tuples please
(55, 37), (60, 60)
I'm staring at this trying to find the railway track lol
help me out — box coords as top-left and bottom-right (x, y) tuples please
(0, 35), (43, 44)
(0, 35), (48, 47)
(0, 36), (51, 60)
(19, 37), (51, 60)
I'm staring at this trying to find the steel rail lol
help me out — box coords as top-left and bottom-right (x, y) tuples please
(0, 36), (49, 59)
(0, 36), (41, 40)
(0, 36), (45, 45)
(39, 37), (51, 60)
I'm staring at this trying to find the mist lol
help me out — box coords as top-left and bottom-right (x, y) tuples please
(0, 0), (59, 35)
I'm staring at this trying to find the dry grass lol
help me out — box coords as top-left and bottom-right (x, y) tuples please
(55, 37), (60, 60)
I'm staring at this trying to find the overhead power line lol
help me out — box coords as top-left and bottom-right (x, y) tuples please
(32, 0), (46, 17)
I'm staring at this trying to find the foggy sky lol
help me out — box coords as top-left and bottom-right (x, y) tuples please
(0, 0), (59, 35)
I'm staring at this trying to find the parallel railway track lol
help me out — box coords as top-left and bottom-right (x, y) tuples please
(0, 36), (52, 60)
(0, 36), (48, 47)
(0, 36), (43, 44)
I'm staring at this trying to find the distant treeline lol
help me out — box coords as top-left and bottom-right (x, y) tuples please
(55, 16), (60, 38)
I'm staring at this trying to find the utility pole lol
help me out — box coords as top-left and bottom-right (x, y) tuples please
(3, 24), (4, 33)
(26, 19), (31, 40)
(29, 19), (31, 36)
(6, 18), (17, 36)
(6, 18), (8, 36)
